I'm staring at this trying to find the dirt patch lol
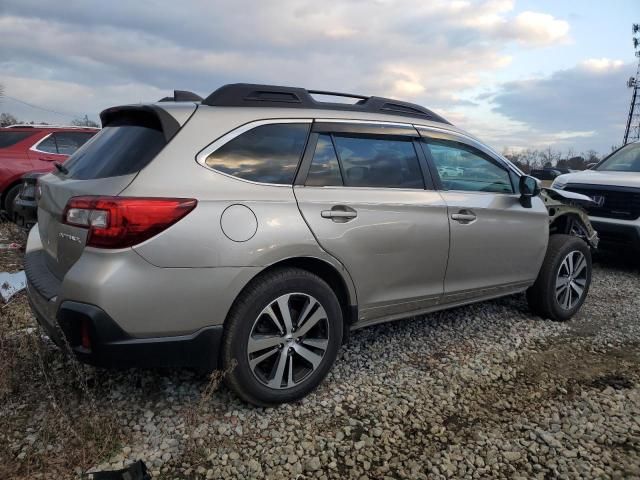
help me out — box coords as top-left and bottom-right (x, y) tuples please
(522, 340), (640, 386)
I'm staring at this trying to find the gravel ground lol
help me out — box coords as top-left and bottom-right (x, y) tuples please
(1, 220), (639, 479)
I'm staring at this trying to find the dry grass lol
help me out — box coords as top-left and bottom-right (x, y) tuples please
(0, 221), (126, 479)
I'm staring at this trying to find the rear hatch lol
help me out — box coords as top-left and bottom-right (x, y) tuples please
(37, 105), (192, 279)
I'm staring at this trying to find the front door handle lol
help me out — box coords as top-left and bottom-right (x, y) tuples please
(451, 210), (477, 224)
(321, 206), (357, 222)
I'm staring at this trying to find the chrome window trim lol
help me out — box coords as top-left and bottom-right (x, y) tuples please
(314, 118), (417, 128)
(196, 118), (313, 187)
(29, 133), (63, 155)
(195, 116), (524, 188)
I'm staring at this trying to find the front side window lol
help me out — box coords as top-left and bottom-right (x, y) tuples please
(205, 123), (310, 184)
(596, 143), (640, 172)
(0, 131), (34, 148)
(425, 139), (513, 193)
(53, 132), (95, 155)
(331, 135), (424, 189)
(35, 135), (58, 154)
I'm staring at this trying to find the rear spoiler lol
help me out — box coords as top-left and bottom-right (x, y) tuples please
(99, 105), (181, 142)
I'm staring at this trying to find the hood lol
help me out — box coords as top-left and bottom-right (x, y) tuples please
(554, 170), (640, 189)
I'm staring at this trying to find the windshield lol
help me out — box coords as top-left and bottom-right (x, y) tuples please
(596, 143), (640, 172)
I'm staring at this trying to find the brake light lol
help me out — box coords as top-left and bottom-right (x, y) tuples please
(63, 196), (197, 248)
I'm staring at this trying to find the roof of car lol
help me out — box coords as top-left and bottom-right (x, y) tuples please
(158, 83), (451, 125)
(2, 125), (99, 131)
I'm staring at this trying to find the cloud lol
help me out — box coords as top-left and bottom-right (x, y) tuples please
(3, 0), (621, 154)
(0, 0), (570, 105)
(509, 11), (570, 45)
(480, 59), (632, 152)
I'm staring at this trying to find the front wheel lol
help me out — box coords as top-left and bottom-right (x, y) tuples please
(527, 234), (592, 321)
(222, 268), (343, 406)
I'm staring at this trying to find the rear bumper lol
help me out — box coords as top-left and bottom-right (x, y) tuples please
(25, 250), (224, 371)
(591, 219), (640, 249)
(57, 301), (223, 370)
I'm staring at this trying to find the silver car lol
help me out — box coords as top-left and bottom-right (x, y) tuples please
(25, 84), (597, 406)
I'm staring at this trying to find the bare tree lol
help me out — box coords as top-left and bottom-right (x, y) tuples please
(71, 114), (99, 128)
(0, 112), (19, 127)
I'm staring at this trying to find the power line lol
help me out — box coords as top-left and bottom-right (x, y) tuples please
(0, 94), (79, 119)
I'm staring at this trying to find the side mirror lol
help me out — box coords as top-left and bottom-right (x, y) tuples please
(519, 175), (541, 208)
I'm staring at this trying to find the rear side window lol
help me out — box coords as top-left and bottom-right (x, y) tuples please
(54, 132), (95, 155)
(205, 123), (310, 184)
(64, 121), (166, 180)
(0, 131), (33, 148)
(332, 136), (424, 189)
(35, 135), (58, 153)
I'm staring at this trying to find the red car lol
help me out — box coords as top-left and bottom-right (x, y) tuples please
(0, 125), (98, 218)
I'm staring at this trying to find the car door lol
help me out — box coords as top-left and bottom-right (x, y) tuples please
(294, 121), (450, 323)
(418, 128), (548, 302)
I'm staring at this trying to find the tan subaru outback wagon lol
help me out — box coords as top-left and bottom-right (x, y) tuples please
(25, 84), (598, 405)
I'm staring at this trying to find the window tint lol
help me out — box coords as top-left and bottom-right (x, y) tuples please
(306, 134), (343, 186)
(64, 123), (166, 180)
(206, 123), (310, 184)
(36, 135), (58, 154)
(332, 136), (423, 189)
(53, 132), (95, 155)
(425, 139), (513, 193)
(0, 131), (33, 148)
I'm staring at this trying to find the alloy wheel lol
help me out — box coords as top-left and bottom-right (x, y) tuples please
(555, 250), (588, 310)
(247, 293), (330, 389)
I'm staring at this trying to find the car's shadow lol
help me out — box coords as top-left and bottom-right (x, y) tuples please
(592, 246), (640, 274)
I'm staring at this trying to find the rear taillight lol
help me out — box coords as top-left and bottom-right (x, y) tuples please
(63, 196), (197, 249)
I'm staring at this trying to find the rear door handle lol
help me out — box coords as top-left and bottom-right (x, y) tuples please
(451, 210), (477, 224)
(321, 206), (357, 222)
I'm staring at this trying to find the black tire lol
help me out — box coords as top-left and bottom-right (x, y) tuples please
(527, 234), (592, 321)
(222, 268), (343, 407)
(3, 184), (21, 221)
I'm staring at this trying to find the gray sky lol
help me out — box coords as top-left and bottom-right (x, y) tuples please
(0, 0), (637, 154)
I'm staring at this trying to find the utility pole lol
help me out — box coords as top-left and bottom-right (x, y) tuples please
(623, 24), (640, 144)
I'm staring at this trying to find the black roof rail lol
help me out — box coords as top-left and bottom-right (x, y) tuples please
(201, 83), (450, 124)
(158, 90), (203, 103)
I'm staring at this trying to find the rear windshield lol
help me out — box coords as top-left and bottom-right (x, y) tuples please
(64, 119), (166, 180)
(0, 131), (34, 148)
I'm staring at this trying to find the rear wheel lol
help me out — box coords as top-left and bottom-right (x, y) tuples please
(222, 268), (343, 406)
(527, 234), (592, 321)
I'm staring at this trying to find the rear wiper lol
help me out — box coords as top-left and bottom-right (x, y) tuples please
(53, 162), (69, 175)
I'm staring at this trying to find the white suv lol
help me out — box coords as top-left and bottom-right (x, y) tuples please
(552, 142), (640, 251)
